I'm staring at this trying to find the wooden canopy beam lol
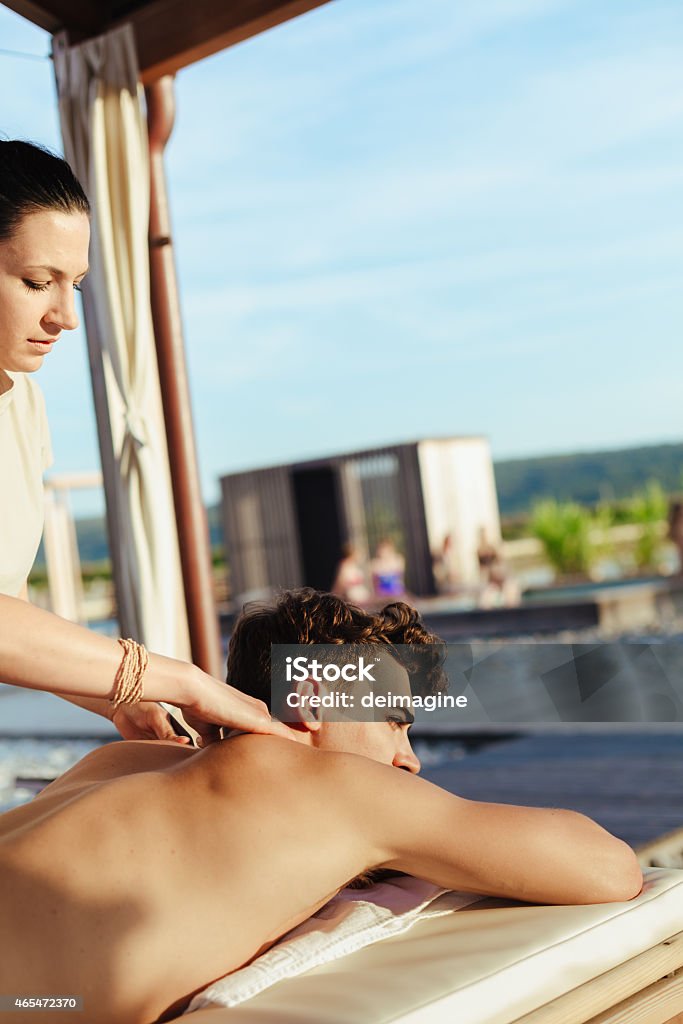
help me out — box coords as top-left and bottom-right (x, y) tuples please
(118, 0), (331, 83)
(3, 0), (332, 79)
(1, 0), (99, 35)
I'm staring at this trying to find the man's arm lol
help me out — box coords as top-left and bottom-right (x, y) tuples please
(343, 756), (643, 906)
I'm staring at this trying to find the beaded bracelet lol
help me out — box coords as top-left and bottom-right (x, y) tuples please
(110, 637), (149, 710)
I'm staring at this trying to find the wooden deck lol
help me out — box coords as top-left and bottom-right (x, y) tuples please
(421, 731), (683, 850)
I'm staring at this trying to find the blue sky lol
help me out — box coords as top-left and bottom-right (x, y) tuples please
(1, 0), (681, 516)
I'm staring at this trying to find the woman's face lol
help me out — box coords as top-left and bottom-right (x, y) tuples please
(0, 209), (90, 374)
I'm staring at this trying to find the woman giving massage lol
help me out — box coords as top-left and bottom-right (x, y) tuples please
(0, 139), (286, 747)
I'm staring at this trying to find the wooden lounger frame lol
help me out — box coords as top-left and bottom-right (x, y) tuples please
(636, 828), (683, 872)
(514, 931), (683, 1024)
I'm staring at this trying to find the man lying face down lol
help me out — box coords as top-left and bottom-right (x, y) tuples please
(0, 589), (643, 1024)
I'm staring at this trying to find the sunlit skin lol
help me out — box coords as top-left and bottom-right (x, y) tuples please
(280, 661), (421, 773)
(301, 713), (420, 772)
(0, 679), (642, 1024)
(0, 708), (422, 1024)
(0, 209), (90, 393)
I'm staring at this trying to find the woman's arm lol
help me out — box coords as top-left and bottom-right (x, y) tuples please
(14, 582), (193, 741)
(0, 594), (288, 745)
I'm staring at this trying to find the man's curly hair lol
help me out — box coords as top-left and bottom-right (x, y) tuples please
(227, 587), (447, 708)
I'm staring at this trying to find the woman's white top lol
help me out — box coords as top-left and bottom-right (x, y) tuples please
(0, 372), (53, 597)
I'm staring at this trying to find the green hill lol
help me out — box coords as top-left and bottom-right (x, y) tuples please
(494, 442), (683, 517)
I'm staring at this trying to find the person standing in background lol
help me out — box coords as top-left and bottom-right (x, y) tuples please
(331, 542), (371, 604)
(668, 500), (683, 575)
(370, 538), (406, 599)
(476, 526), (520, 608)
(432, 533), (460, 594)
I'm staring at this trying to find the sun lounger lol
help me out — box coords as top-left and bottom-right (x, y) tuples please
(181, 867), (683, 1024)
(637, 827), (683, 871)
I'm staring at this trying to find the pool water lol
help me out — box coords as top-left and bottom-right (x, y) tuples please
(522, 575), (673, 603)
(0, 737), (108, 812)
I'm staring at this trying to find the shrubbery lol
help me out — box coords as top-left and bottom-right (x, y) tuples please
(626, 481), (668, 570)
(530, 500), (605, 576)
(529, 482), (668, 576)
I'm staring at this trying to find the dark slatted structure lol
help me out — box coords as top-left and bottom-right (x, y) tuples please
(422, 731), (683, 850)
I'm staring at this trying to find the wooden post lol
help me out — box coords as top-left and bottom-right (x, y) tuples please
(146, 75), (222, 678)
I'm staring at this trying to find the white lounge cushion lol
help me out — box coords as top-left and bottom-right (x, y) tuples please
(184, 868), (683, 1023)
(187, 876), (472, 1012)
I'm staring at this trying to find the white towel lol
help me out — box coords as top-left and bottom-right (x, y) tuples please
(185, 876), (481, 1013)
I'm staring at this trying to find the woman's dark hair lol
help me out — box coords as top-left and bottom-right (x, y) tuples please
(227, 587), (448, 709)
(0, 140), (90, 242)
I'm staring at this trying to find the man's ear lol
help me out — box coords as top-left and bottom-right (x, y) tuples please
(290, 677), (325, 733)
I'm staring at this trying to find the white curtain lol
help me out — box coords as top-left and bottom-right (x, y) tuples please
(53, 25), (190, 660)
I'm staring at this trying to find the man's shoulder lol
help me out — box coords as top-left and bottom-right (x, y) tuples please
(199, 737), (461, 879)
(203, 735), (408, 795)
(209, 736), (420, 846)
(205, 734), (365, 771)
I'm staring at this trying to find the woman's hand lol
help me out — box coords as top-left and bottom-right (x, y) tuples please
(0, 595), (290, 746)
(179, 670), (292, 748)
(110, 701), (192, 744)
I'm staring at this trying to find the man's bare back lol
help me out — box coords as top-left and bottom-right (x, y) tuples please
(0, 735), (388, 1023)
(0, 734), (642, 1024)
